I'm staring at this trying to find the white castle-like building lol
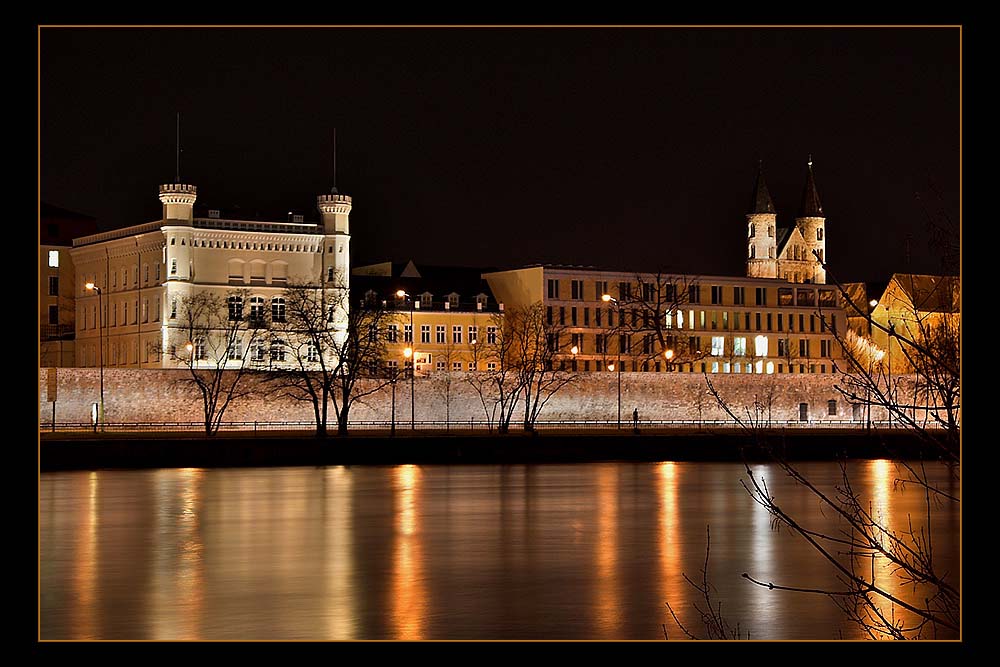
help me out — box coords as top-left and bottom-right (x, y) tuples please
(746, 158), (827, 284)
(69, 181), (352, 369)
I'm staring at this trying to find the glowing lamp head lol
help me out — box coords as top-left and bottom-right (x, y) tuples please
(570, 345), (579, 355)
(665, 349), (674, 361)
(607, 363), (615, 372)
(403, 347), (413, 359)
(396, 290), (407, 298)
(601, 294), (612, 302)
(185, 342), (194, 352)
(85, 282), (96, 291)
(869, 299), (878, 308)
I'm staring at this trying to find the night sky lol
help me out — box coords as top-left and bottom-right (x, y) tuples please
(40, 27), (960, 282)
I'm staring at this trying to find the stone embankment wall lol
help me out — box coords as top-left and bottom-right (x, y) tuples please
(38, 368), (925, 427)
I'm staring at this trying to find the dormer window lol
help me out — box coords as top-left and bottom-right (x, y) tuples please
(476, 293), (488, 309)
(208, 209), (220, 219)
(448, 293), (460, 309)
(420, 292), (433, 308)
(292, 214), (304, 223)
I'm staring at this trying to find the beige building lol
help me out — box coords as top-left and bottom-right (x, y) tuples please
(869, 274), (960, 374)
(483, 265), (848, 375)
(352, 261), (501, 374)
(746, 158), (827, 284)
(40, 204), (98, 367)
(69, 182), (352, 369)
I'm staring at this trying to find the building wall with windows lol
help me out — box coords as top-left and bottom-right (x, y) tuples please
(69, 183), (351, 369)
(40, 204), (98, 367)
(352, 261), (502, 375)
(484, 266), (848, 376)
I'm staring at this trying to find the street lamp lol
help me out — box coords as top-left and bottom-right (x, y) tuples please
(571, 344), (578, 371)
(602, 293), (622, 429)
(84, 282), (104, 431)
(664, 348), (674, 372)
(397, 290), (416, 430)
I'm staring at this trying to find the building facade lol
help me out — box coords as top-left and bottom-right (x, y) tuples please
(483, 265), (848, 376)
(352, 261), (501, 375)
(69, 182), (351, 369)
(40, 204), (98, 367)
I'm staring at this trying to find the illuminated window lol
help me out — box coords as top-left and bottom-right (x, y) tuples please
(748, 222), (755, 237)
(733, 337), (746, 357)
(665, 311), (673, 329)
(754, 335), (768, 357)
(711, 336), (725, 356)
(746, 362), (753, 374)
(711, 361), (719, 373)
(723, 362), (730, 373)
(48, 250), (59, 267)
(755, 360), (763, 374)
(733, 362), (741, 373)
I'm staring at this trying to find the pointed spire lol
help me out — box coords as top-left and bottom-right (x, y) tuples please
(798, 154), (824, 217)
(749, 159), (775, 214)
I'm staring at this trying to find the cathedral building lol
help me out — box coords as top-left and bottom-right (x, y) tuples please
(746, 158), (827, 284)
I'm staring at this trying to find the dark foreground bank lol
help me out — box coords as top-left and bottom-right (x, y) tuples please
(39, 429), (946, 471)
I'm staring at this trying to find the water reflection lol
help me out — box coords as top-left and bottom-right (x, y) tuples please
(390, 465), (425, 639)
(40, 461), (959, 640)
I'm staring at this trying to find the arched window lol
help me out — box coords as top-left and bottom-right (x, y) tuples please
(307, 343), (320, 363)
(193, 337), (207, 361)
(748, 223), (755, 237)
(271, 297), (286, 323)
(817, 227), (824, 241)
(749, 244), (755, 259)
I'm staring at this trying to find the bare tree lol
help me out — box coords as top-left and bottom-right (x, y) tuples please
(511, 303), (577, 432)
(159, 289), (263, 435)
(267, 282), (400, 436)
(616, 272), (708, 370)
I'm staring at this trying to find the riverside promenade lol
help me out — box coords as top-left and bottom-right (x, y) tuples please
(40, 427), (942, 471)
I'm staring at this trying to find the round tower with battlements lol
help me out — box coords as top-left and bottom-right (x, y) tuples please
(158, 183), (197, 223)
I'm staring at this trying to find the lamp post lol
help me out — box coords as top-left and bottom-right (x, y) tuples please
(570, 344), (578, 372)
(85, 282), (104, 431)
(397, 290), (416, 430)
(602, 293), (622, 429)
(390, 368), (397, 437)
(664, 348), (674, 372)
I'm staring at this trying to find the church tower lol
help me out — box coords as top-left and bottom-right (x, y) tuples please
(795, 156), (826, 284)
(745, 162), (778, 279)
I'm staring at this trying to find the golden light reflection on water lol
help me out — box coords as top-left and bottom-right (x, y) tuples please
(69, 471), (98, 639)
(324, 466), (356, 640)
(150, 468), (204, 640)
(657, 462), (680, 634)
(593, 465), (620, 638)
(390, 465), (426, 639)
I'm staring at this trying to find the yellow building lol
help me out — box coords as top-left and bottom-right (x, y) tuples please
(483, 265), (848, 375)
(352, 261), (501, 374)
(69, 181), (352, 369)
